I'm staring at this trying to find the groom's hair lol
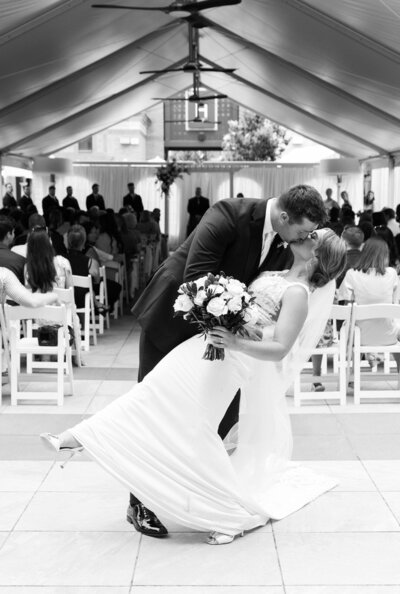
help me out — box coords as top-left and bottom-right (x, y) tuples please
(278, 185), (327, 225)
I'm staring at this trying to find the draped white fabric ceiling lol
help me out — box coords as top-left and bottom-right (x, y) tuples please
(1, 0), (400, 160)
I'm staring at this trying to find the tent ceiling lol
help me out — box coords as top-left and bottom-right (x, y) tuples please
(1, 0), (399, 159)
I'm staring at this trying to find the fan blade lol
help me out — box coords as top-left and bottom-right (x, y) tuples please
(165, 120), (221, 124)
(177, 0), (241, 12)
(140, 67), (235, 74)
(153, 93), (227, 101)
(92, 0), (241, 14)
(92, 4), (166, 10)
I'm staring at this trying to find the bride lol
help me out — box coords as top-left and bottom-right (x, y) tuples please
(41, 229), (346, 544)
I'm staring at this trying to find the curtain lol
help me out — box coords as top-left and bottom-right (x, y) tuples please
(371, 168), (390, 211)
(32, 163), (364, 249)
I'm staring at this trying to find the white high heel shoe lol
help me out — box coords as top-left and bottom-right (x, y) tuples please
(206, 531), (244, 545)
(40, 433), (83, 469)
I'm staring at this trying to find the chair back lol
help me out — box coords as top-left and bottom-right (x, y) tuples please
(352, 303), (400, 322)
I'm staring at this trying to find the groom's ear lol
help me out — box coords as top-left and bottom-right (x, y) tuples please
(280, 211), (290, 224)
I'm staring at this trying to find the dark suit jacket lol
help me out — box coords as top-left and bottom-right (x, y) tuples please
(86, 193), (105, 211)
(132, 197), (292, 353)
(0, 244), (26, 283)
(63, 196), (80, 211)
(123, 193), (144, 218)
(42, 195), (60, 223)
(2, 193), (17, 209)
(186, 195), (210, 236)
(17, 194), (33, 212)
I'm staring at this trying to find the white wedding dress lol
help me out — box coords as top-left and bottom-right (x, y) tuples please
(71, 272), (337, 536)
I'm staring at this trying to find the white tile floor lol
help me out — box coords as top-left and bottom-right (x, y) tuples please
(1, 311), (400, 592)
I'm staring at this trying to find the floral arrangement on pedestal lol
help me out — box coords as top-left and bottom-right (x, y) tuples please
(155, 158), (190, 195)
(155, 158), (190, 237)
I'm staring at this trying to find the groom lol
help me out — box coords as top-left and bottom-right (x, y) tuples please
(129, 184), (327, 537)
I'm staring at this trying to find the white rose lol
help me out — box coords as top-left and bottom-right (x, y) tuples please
(194, 275), (208, 289)
(226, 279), (245, 296)
(173, 294), (193, 313)
(227, 295), (243, 313)
(243, 304), (260, 325)
(218, 276), (228, 286)
(208, 283), (225, 295)
(206, 296), (228, 317)
(194, 290), (207, 306)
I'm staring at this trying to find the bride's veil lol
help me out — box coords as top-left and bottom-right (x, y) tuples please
(228, 280), (336, 518)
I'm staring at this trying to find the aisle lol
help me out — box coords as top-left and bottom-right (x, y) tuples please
(0, 312), (400, 591)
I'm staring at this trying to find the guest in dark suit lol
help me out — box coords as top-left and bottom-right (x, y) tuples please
(42, 185), (60, 225)
(17, 184), (33, 213)
(0, 216), (26, 283)
(186, 187), (210, 237)
(123, 182), (144, 221)
(129, 184), (327, 538)
(2, 183), (17, 209)
(62, 186), (80, 211)
(86, 184), (105, 211)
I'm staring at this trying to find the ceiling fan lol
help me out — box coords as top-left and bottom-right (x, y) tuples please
(165, 116), (221, 124)
(140, 22), (235, 75)
(91, 0), (242, 14)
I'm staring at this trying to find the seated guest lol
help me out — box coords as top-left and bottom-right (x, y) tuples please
(339, 203), (356, 227)
(0, 266), (59, 308)
(373, 211), (398, 267)
(336, 225), (364, 288)
(82, 222), (121, 310)
(0, 216), (26, 283)
(120, 213), (141, 259)
(11, 214), (46, 257)
(136, 209), (159, 238)
(96, 210), (122, 257)
(25, 227), (72, 292)
(383, 207), (399, 238)
(326, 206), (343, 236)
(48, 208), (68, 257)
(67, 224), (100, 310)
(338, 236), (400, 370)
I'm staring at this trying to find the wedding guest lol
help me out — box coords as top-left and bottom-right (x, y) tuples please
(2, 183), (17, 209)
(17, 184), (34, 213)
(86, 183), (105, 211)
(0, 216), (26, 283)
(25, 227), (72, 292)
(42, 185), (60, 225)
(186, 187), (210, 237)
(326, 206), (343, 236)
(62, 186), (80, 211)
(123, 182), (143, 221)
(323, 188), (339, 217)
(340, 190), (352, 209)
(382, 207), (399, 238)
(364, 190), (375, 212)
(120, 213), (141, 259)
(338, 236), (400, 369)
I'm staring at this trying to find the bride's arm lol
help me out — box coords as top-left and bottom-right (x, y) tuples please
(208, 285), (308, 361)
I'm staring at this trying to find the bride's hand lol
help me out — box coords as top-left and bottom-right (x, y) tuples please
(208, 326), (239, 351)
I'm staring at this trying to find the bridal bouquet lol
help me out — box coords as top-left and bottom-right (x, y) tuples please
(173, 272), (258, 361)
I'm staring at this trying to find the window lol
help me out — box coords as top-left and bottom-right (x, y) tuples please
(78, 136), (93, 152)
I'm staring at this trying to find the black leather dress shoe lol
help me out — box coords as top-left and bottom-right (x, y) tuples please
(126, 503), (168, 537)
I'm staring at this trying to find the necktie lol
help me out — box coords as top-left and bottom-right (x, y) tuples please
(259, 231), (276, 267)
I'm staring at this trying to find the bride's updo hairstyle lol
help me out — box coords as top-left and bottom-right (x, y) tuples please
(309, 229), (347, 288)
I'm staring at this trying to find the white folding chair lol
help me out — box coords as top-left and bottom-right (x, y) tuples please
(293, 304), (353, 406)
(105, 261), (123, 319)
(0, 304), (11, 404)
(72, 274), (97, 351)
(351, 303), (400, 403)
(5, 304), (73, 406)
(94, 266), (110, 334)
(54, 287), (82, 367)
